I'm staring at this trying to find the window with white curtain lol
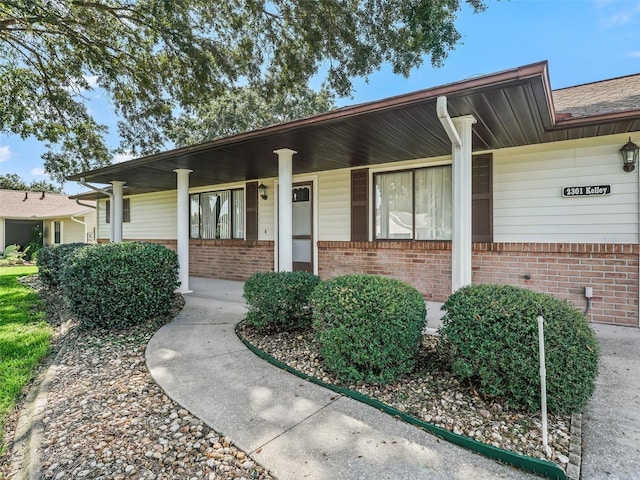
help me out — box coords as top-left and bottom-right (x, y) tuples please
(375, 165), (452, 240)
(189, 189), (244, 239)
(190, 194), (200, 238)
(232, 189), (245, 239)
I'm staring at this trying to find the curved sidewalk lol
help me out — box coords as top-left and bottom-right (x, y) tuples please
(145, 278), (537, 480)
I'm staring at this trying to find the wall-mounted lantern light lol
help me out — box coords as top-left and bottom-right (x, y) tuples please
(620, 137), (639, 172)
(258, 182), (268, 200)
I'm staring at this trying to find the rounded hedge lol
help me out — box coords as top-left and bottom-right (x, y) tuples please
(243, 271), (320, 331)
(311, 275), (426, 384)
(60, 242), (179, 329)
(37, 243), (89, 288)
(439, 284), (599, 414)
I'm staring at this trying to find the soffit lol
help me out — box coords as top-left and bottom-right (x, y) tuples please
(70, 62), (640, 199)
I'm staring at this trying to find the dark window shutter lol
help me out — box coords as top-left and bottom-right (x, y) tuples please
(105, 198), (130, 223)
(472, 154), (493, 242)
(351, 169), (369, 241)
(123, 198), (130, 223)
(245, 181), (258, 240)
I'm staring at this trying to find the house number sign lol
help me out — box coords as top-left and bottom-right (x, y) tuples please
(562, 185), (611, 197)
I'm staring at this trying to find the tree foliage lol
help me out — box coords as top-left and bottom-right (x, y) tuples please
(167, 85), (336, 147)
(0, 173), (63, 193)
(0, 0), (486, 183)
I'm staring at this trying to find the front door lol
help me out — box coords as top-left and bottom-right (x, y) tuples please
(292, 182), (313, 273)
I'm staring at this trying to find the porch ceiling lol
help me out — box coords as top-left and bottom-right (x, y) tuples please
(69, 61), (640, 198)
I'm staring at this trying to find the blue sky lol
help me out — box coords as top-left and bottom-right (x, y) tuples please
(1, 0), (640, 194)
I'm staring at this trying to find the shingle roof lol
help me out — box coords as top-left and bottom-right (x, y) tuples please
(553, 73), (640, 118)
(0, 189), (95, 219)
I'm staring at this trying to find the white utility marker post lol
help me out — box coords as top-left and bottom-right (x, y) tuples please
(111, 180), (126, 242)
(274, 148), (296, 272)
(537, 310), (550, 455)
(174, 169), (193, 294)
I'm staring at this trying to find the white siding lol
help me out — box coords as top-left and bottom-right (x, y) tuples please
(124, 191), (177, 239)
(258, 179), (275, 241)
(317, 168), (350, 241)
(0, 219), (5, 251)
(84, 210), (97, 243)
(493, 134), (638, 243)
(97, 199), (107, 239)
(62, 218), (86, 243)
(93, 133), (640, 246)
(98, 191), (178, 240)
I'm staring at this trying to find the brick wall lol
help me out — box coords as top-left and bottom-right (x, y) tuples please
(189, 239), (274, 281)
(100, 238), (274, 281)
(318, 241), (639, 327)
(318, 241), (453, 302)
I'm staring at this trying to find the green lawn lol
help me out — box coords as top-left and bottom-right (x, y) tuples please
(0, 266), (52, 448)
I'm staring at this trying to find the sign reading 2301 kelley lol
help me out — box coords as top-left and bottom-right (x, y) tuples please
(562, 185), (611, 197)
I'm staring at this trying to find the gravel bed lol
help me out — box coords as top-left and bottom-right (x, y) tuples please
(1, 278), (275, 480)
(237, 323), (573, 473)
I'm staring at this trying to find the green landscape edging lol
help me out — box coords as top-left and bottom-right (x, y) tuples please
(236, 325), (567, 480)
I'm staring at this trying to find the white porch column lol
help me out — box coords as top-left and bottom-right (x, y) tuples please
(274, 148), (297, 271)
(111, 181), (125, 243)
(174, 169), (193, 294)
(451, 116), (476, 291)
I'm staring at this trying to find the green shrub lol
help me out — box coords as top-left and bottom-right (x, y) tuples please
(25, 225), (44, 261)
(0, 244), (28, 266)
(311, 275), (426, 384)
(37, 243), (88, 287)
(439, 284), (599, 414)
(60, 242), (179, 329)
(243, 271), (320, 331)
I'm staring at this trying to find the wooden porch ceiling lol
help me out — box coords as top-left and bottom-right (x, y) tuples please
(69, 61), (640, 198)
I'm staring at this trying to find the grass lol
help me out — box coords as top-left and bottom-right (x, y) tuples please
(0, 266), (52, 449)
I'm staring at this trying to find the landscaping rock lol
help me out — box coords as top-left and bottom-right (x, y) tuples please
(0, 286), (274, 480)
(238, 323), (573, 472)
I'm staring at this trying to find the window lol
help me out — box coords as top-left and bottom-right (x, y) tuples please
(190, 189), (244, 239)
(375, 165), (452, 240)
(105, 198), (130, 223)
(53, 221), (61, 244)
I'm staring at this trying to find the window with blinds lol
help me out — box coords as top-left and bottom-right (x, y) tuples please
(189, 189), (244, 240)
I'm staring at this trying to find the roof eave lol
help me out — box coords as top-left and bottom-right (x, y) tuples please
(67, 61), (552, 183)
(552, 109), (640, 129)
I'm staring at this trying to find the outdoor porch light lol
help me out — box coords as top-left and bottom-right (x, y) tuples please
(258, 182), (268, 200)
(620, 137), (639, 172)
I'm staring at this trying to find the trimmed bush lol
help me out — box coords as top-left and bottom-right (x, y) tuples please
(311, 275), (426, 384)
(439, 284), (599, 414)
(60, 242), (179, 329)
(37, 243), (88, 287)
(243, 271), (320, 331)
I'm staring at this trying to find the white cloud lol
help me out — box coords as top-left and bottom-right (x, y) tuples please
(113, 152), (135, 164)
(606, 11), (633, 26)
(599, 1), (640, 27)
(31, 167), (46, 176)
(84, 75), (99, 89)
(627, 51), (640, 57)
(0, 145), (11, 162)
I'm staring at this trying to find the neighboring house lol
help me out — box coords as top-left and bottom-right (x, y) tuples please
(0, 189), (96, 253)
(71, 61), (640, 327)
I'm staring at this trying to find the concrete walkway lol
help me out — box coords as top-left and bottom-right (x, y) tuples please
(146, 277), (640, 480)
(581, 323), (640, 479)
(146, 278), (538, 480)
